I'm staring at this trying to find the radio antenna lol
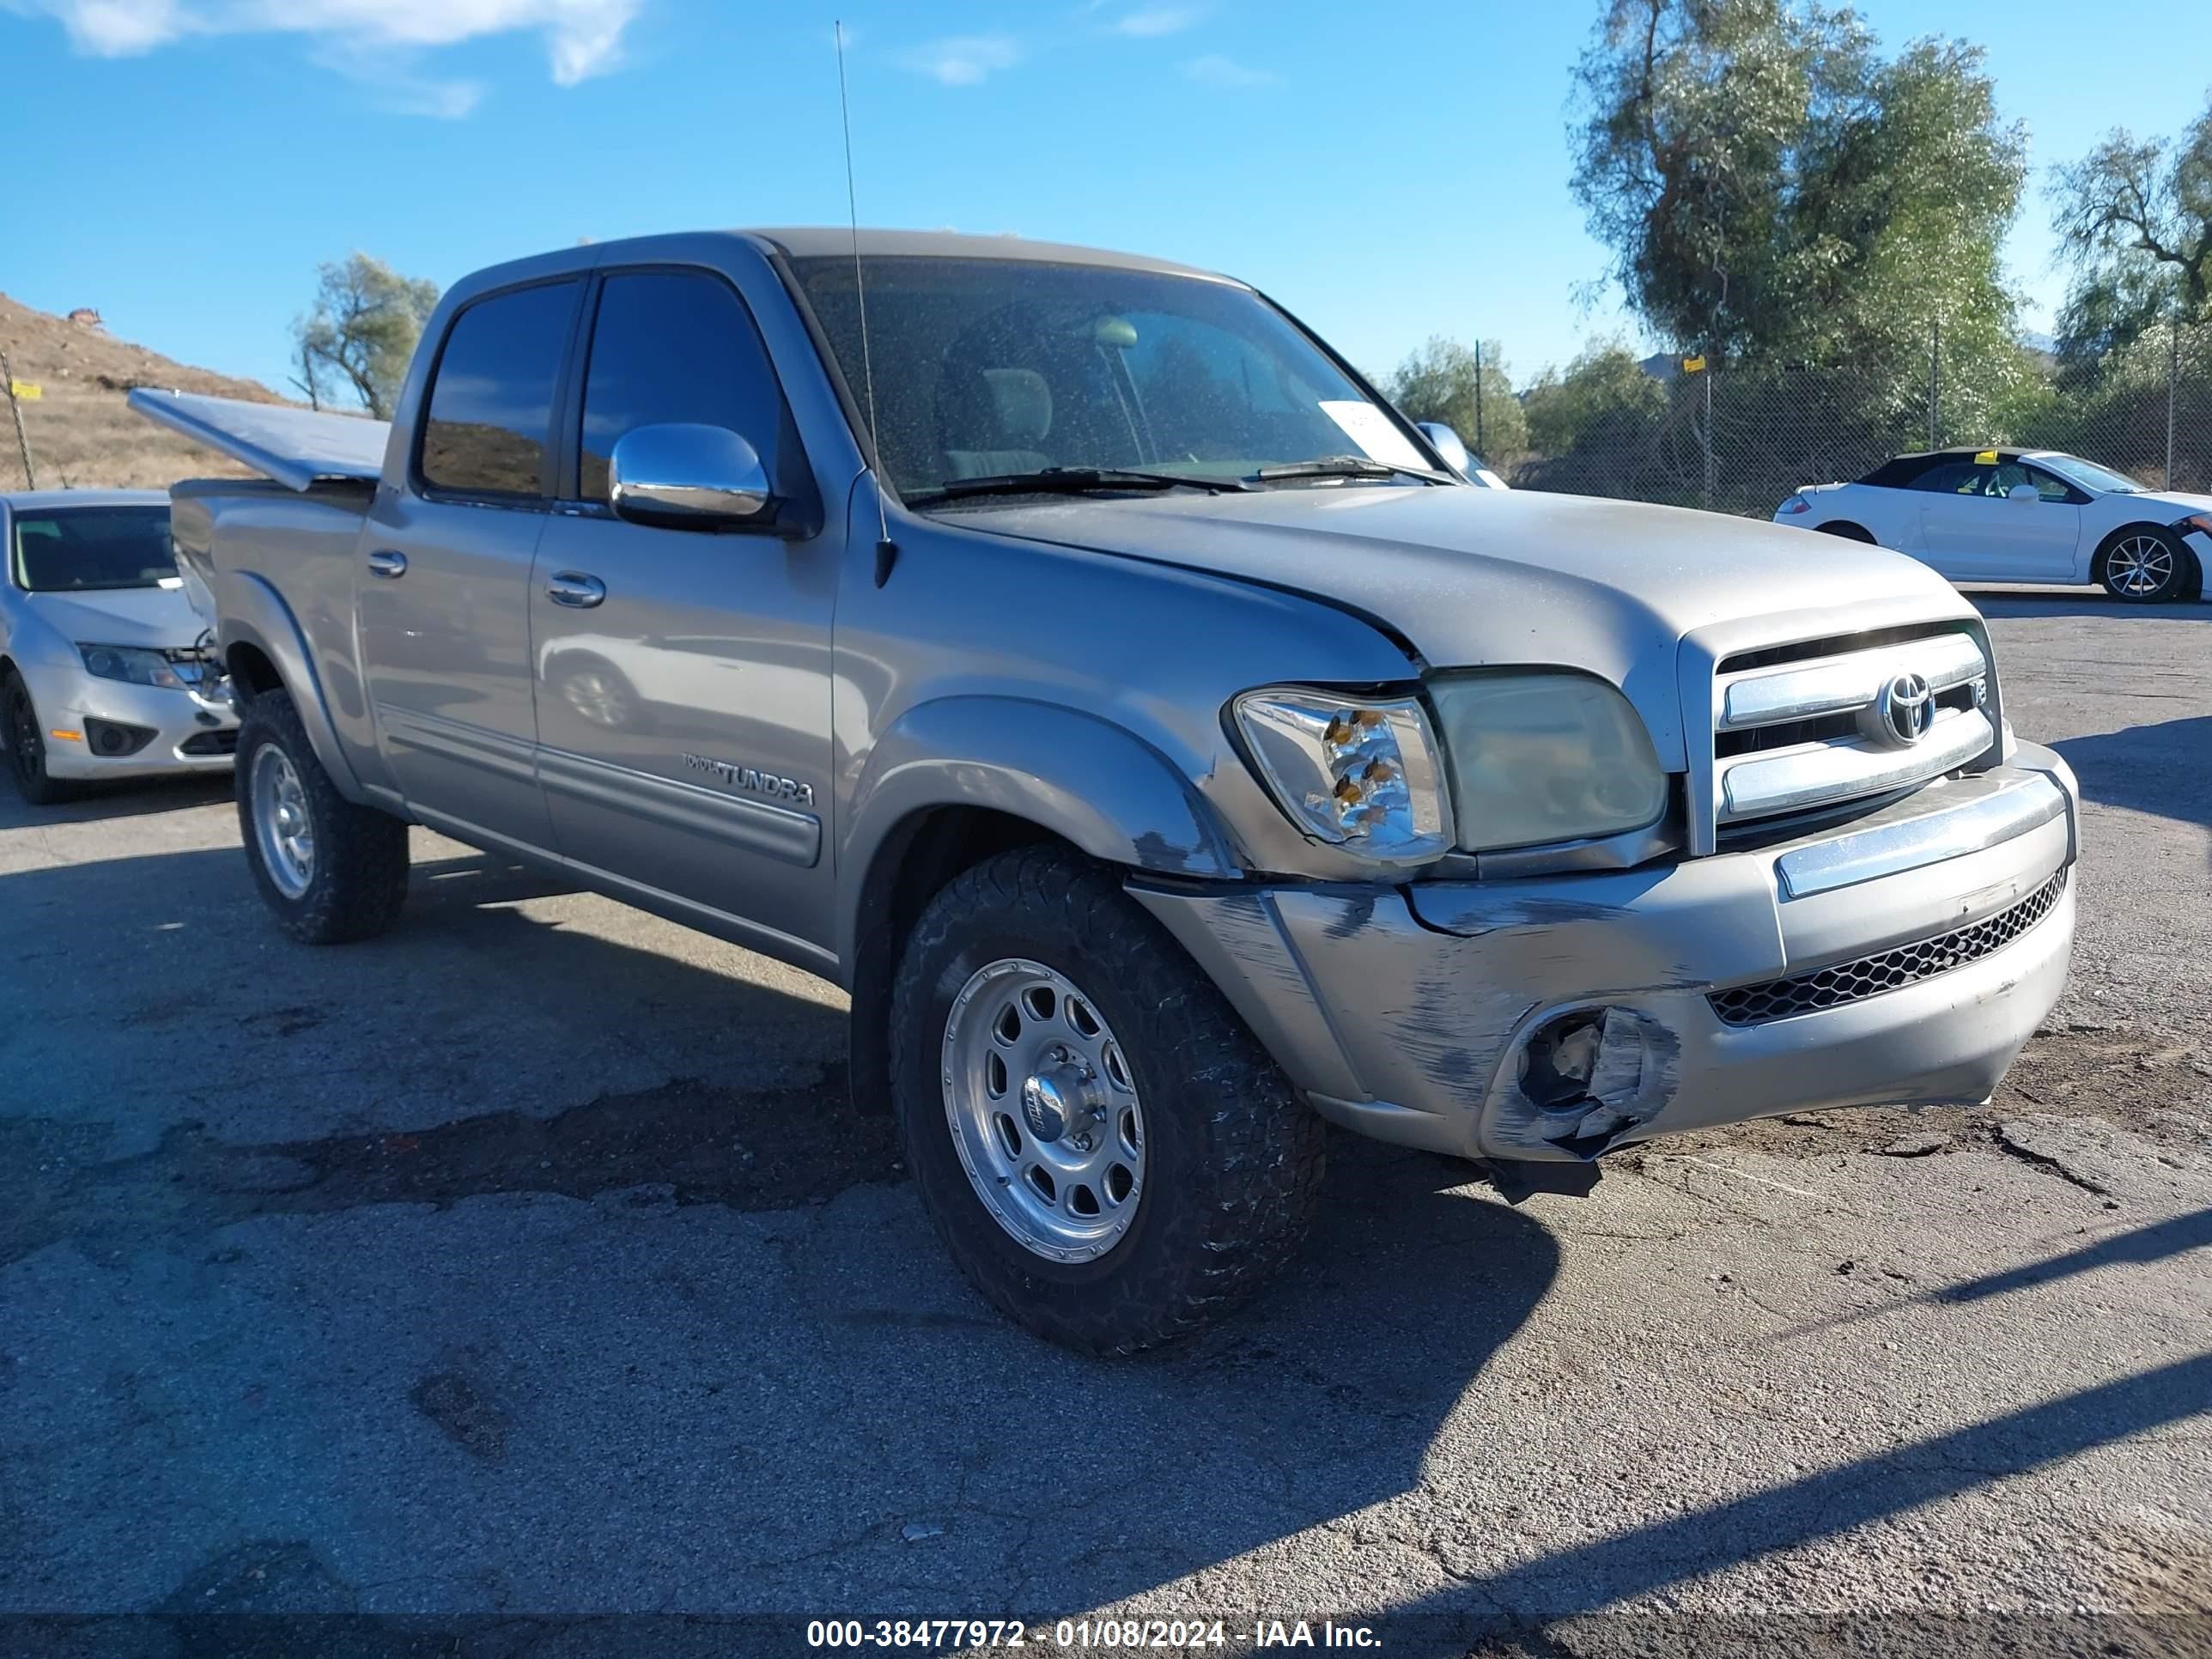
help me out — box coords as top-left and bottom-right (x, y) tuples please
(836, 20), (897, 586)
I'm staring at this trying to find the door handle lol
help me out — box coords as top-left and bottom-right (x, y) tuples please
(366, 549), (408, 579)
(546, 571), (607, 609)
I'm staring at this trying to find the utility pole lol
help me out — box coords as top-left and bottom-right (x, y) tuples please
(2168, 311), (2180, 490)
(1474, 338), (1486, 456)
(1928, 320), (1940, 449)
(0, 349), (36, 490)
(1700, 360), (1715, 512)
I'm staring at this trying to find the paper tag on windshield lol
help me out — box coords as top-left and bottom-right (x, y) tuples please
(1318, 401), (1428, 471)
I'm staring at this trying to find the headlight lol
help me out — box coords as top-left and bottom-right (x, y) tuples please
(1429, 671), (1667, 851)
(78, 643), (184, 690)
(1233, 688), (1454, 862)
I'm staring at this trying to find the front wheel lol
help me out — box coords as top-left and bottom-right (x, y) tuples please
(2099, 527), (2192, 603)
(3, 668), (77, 805)
(235, 689), (410, 944)
(890, 845), (1325, 1354)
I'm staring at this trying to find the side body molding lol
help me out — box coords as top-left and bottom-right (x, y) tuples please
(838, 695), (1243, 970)
(222, 570), (369, 802)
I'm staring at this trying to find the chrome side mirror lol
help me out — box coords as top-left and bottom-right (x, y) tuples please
(1417, 421), (1474, 475)
(609, 423), (773, 530)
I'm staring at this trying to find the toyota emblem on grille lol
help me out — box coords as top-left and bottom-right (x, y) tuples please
(1869, 671), (1935, 748)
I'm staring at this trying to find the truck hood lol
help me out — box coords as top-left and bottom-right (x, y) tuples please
(26, 583), (206, 649)
(957, 484), (1972, 769)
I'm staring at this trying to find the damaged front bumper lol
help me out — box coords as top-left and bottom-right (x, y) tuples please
(1133, 744), (2078, 1166)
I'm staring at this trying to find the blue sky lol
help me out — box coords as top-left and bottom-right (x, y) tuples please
(3, 0), (2208, 400)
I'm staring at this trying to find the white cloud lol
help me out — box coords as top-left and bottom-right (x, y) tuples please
(308, 40), (483, 117)
(19, 0), (641, 88)
(1182, 52), (1277, 88)
(1112, 6), (1197, 35)
(899, 33), (1019, 86)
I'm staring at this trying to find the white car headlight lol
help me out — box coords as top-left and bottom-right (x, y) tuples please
(1429, 671), (1667, 852)
(78, 643), (184, 690)
(1233, 688), (1454, 863)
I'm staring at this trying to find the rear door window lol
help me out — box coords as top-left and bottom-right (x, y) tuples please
(418, 281), (580, 500)
(575, 270), (787, 503)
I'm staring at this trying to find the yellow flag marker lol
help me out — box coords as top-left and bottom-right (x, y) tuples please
(8, 380), (41, 401)
(1974, 448), (1998, 465)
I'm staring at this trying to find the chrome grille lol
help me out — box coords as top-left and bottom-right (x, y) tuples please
(1711, 626), (1996, 830)
(1708, 870), (2066, 1026)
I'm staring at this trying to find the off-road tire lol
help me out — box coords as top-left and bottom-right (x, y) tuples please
(890, 844), (1326, 1354)
(2095, 526), (2194, 604)
(235, 689), (410, 944)
(2, 667), (79, 805)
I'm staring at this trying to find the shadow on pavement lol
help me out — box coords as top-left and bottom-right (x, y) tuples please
(0, 769), (234, 828)
(2053, 715), (2212, 834)
(0, 838), (1564, 1628)
(1972, 590), (2212, 623)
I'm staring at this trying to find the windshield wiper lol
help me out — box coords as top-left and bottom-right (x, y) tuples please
(1250, 454), (1450, 485)
(906, 467), (1255, 505)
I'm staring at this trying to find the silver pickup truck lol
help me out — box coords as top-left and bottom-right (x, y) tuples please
(139, 228), (2079, 1353)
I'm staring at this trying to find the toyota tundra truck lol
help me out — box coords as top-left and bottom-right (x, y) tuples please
(137, 228), (2079, 1353)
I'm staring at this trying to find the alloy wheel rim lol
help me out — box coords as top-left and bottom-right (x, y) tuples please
(250, 745), (315, 899)
(940, 957), (1146, 1263)
(2110, 536), (2172, 596)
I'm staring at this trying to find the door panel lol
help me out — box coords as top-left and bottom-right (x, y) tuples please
(358, 278), (580, 850)
(357, 494), (552, 843)
(1916, 462), (2081, 580)
(529, 267), (837, 955)
(530, 519), (836, 951)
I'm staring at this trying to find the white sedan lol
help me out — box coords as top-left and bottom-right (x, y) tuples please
(1777, 447), (2212, 603)
(2, 489), (238, 805)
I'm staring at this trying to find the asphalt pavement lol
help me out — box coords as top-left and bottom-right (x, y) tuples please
(1, 590), (2206, 1657)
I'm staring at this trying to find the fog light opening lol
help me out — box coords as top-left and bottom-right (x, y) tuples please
(83, 718), (157, 758)
(1520, 1009), (1609, 1112)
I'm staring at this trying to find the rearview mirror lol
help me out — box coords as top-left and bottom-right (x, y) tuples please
(2007, 483), (2039, 502)
(609, 423), (773, 530)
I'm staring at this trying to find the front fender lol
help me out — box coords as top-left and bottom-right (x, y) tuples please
(223, 571), (368, 802)
(837, 695), (1243, 965)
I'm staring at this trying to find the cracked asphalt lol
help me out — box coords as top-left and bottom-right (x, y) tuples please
(0, 590), (2207, 1656)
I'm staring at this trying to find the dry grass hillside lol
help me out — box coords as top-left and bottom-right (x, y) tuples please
(0, 292), (286, 490)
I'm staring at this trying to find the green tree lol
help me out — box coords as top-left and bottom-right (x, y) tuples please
(1383, 337), (1528, 460)
(293, 253), (441, 419)
(1522, 341), (1668, 455)
(1568, 0), (2025, 376)
(2050, 100), (2212, 372)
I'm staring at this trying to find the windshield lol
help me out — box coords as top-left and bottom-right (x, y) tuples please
(11, 505), (177, 592)
(791, 255), (1441, 500)
(2034, 453), (2148, 495)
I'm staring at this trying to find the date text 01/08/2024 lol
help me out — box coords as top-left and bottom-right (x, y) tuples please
(802, 1618), (1383, 1649)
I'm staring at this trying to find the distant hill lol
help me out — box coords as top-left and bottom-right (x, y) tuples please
(0, 293), (290, 490)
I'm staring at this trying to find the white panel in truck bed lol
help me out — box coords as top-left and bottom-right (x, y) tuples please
(128, 389), (391, 492)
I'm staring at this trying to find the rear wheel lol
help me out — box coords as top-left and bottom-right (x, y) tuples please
(2098, 526), (2192, 603)
(890, 844), (1325, 1354)
(235, 689), (410, 943)
(2, 669), (77, 805)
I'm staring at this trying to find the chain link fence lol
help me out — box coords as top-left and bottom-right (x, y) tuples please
(1508, 319), (2212, 517)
